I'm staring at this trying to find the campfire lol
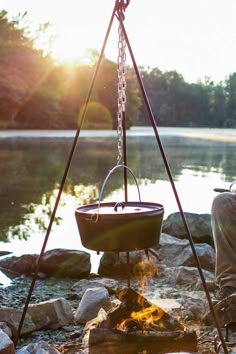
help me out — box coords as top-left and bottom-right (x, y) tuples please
(83, 287), (197, 354)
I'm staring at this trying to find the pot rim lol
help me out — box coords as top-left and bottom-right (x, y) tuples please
(75, 201), (164, 217)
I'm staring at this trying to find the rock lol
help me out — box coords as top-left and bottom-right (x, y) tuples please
(72, 277), (119, 297)
(0, 212), (222, 353)
(158, 233), (190, 259)
(0, 254), (38, 278)
(75, 287), (112, 324)
(16, 340), (60, 353)
(0, 308), (36, 337)
(27, 297), (74, 330)
(0, 329), (14, 354)
(99, 234), (215, 276)
(0, 249), (91, 279)
(158, 235), (215, 272)
(98, 250), (157, 277)
(161, 266), (215, 290)
(162, 212), (213, 245)
(0, 298), (74, 336)
(0, 251), (12, 257)
(39, 249), (91, 278)
(0, 322), (12, 338)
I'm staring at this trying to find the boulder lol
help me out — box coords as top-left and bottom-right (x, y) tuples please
(0, 249), (91, 279)
(98, 234), (215, 276)
(75, 287), (112, 324)
(0, 254), (38, 278)
(39, 248), (91, 278)
(27, 297), (74, 330)
(0, 251), (12, 257)
(161, 266), (215, 290)
(98, 250), (157, 277)
(0, 329), (14, 354)
(0, 308), (36, 336)
(162, 212), (213, 245)
(157, 234), (215, 272)
(0, 298), (74, 336)
(159, 232), (189, 252)
(72, 277), (119, 297)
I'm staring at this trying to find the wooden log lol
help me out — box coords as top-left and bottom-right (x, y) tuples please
(88, 327), (198, 354)
(109, 287), (184, 331)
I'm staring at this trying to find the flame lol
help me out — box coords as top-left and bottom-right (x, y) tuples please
(133, 258), (158, 298)
(131, 304), (164, 324)
(133, 258), (158, 279)
(115, 304), (165, 332)
(114, 288), (185, 333)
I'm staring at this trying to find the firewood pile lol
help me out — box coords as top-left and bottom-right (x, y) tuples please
(83, 288), (197, 354)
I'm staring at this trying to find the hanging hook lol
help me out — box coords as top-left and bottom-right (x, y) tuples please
(115, 0), (130, 20)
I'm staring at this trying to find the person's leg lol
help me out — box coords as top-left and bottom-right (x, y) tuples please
(211, 192), (236, 298)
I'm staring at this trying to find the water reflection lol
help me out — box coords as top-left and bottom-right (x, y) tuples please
(0, 134), (236, 273)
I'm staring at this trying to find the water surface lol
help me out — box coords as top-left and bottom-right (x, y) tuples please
(0, 128), (236, 282)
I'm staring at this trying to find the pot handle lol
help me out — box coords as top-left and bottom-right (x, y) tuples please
(114, 201), (125, 212)
(99, 164), (141, 206)
(91, 164), (141, 223)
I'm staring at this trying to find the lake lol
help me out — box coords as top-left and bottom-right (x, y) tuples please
(0, 127), (236, 285)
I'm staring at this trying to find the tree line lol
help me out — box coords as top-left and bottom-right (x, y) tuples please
(0, 10), (236, 130)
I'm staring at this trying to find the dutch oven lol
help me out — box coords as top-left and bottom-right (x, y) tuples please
(75, 165), (164, 252)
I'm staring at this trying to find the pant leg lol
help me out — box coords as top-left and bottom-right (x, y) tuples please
(211, 192), (236, 288)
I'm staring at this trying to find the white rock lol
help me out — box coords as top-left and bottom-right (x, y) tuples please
(0, 329), (15, 354)
(75, 287), (112, 323)
(28, 297), (74, 330)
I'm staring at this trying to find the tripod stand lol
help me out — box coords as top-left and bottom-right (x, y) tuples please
(14, 1), (229, 353)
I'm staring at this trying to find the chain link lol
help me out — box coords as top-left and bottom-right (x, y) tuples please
(117, 24), (127, 165)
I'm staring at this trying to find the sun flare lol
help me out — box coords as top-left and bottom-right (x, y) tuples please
(51, 36), (91, 65)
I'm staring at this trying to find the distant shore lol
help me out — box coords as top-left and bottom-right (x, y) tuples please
(133, 127), (236, 142)
(0, 127), (236, 141)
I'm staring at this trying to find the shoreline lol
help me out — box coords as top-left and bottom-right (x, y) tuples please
(0, 127), (236, 141)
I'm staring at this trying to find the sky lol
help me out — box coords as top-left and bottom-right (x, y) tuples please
(1, 0), (236, 83)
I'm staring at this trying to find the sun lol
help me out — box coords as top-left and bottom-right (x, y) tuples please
(51, 35), (91, 65)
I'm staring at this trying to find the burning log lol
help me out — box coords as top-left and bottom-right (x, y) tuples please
(83, 288), (197, 353)
(108, 287), (185, 332)
(88, 327), (197, 354)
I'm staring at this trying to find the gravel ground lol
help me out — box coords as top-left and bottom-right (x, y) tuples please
(1, 275), (235, 353)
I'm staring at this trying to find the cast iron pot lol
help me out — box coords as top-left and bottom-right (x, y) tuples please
(75, 200), (164, 252)
(75, 165), (164, 252)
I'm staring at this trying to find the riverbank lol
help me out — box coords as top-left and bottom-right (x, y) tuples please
(0, 230), (235, 353)
(0, 127), (236, 141)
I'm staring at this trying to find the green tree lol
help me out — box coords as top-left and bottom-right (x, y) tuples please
(225, 73), (236, 127)
(0, 10), (30, 48)
(184, 82), (209, 127)
(208, 82), (226, 127)
(78, 101), (113, 129)
(137, 67), (165, 126)
(0, 10), (54, 127)
(88, 58), (141, 129)
(1, 10), (236, 130)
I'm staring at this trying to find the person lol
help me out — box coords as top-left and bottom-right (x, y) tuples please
(211, 181), (236, 301)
